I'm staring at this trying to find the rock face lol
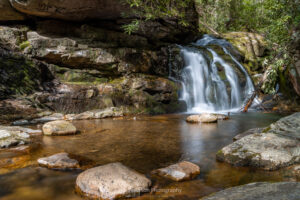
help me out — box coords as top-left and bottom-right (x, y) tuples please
(0, 0), (25, 21)
(223, 32), (266, 73)
(201, 182), (300, 200)
(76, 162), (151, 200)
(42, 120), (77, 136)
(223, 32), (266, 60)
(217, 113), (300, 170)
(186, 114), (218, 123)
(153, 161), (200, 181)
(38, 153), (79, 169)
(9, 0), (127, 21)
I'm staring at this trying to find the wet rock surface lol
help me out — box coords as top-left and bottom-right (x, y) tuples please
(0, 0), (25, 21)
(38, 153), (79, 169)
(217, 113), (300, 170)
(153, 161), (200, 181)
(186, 114), (218, 123)
(0, 130), (29, 148)
(42, 120), (77, 136)
(0, 125), (41, 148)
(76, 162), (151, 200)
(201, 182), (300, 200)
(233, 127), (264, 141)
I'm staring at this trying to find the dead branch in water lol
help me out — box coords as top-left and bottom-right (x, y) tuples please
(242, 91), (257, 112)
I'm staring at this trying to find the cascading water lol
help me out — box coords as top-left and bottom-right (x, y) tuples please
(174, 35), (255, 113)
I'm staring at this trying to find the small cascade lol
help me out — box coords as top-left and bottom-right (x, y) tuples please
(174, 35), (255, 113)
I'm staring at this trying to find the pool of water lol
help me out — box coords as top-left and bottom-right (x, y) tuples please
(0, 112), (291, 200)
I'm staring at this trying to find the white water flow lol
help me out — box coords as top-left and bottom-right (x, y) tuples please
(179, 35), (255, 113)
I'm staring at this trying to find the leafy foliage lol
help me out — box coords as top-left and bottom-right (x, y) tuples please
(122, 0), (194, 34)
(196, 0), (300, 47)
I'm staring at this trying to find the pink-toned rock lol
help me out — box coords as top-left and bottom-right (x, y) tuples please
(76, 162), (151, 199)
(38, 153), (79, 169)
(153, 161), (200, 181)
(186, 114), (218, 123)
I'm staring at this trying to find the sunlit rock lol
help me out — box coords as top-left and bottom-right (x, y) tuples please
(76, 162), (151, 200)
(38, 153), (79, 169)
(186, 114), (218, 123)
(152, 161), (200, 181)
(0, 129), (30, 148)
(42, 120), (77, 136)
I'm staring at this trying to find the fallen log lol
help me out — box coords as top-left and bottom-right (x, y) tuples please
(242, 91), (257, 112)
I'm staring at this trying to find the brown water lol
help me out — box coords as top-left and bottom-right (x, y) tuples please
(0, 112), (292, 200)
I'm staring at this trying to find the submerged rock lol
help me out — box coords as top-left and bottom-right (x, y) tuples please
(152, 161), (200, 181)
(38, 153), (79, 169)
(42, 120), (77, 136)
(201, 182), (300, 200)
(186, 114), (218, 123)
(76, 162), (151, 200)
(217, 113), (300, 170)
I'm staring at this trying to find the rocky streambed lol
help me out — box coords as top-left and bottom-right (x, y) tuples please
(0, 112), (299, 200)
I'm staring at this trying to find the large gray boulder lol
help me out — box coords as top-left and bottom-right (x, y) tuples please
(0, 0), (25, 21)
(76, 162), (151, 200)
(9, 0), (127, 21)
(201, 182), (300, 200)
(217, 113), (300, 170)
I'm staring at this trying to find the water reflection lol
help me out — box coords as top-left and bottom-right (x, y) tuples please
(0, 112), (288, 200)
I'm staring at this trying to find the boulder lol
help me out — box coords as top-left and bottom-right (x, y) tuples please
(186, 114), (218, 123)
(38, 153), (79, 169)
(217, 113), (300, 170)
(9, 0), (128, 21)
(76, 162), (151, 200)
(0, 129), (30, 148)
(0, 0), (25, 21)
(201, 182), (300, 200)
(152, 161), (200, 181)
(42, 120), (77, 136)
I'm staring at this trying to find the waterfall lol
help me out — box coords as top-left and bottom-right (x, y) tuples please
(176, 35), (255, 113)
